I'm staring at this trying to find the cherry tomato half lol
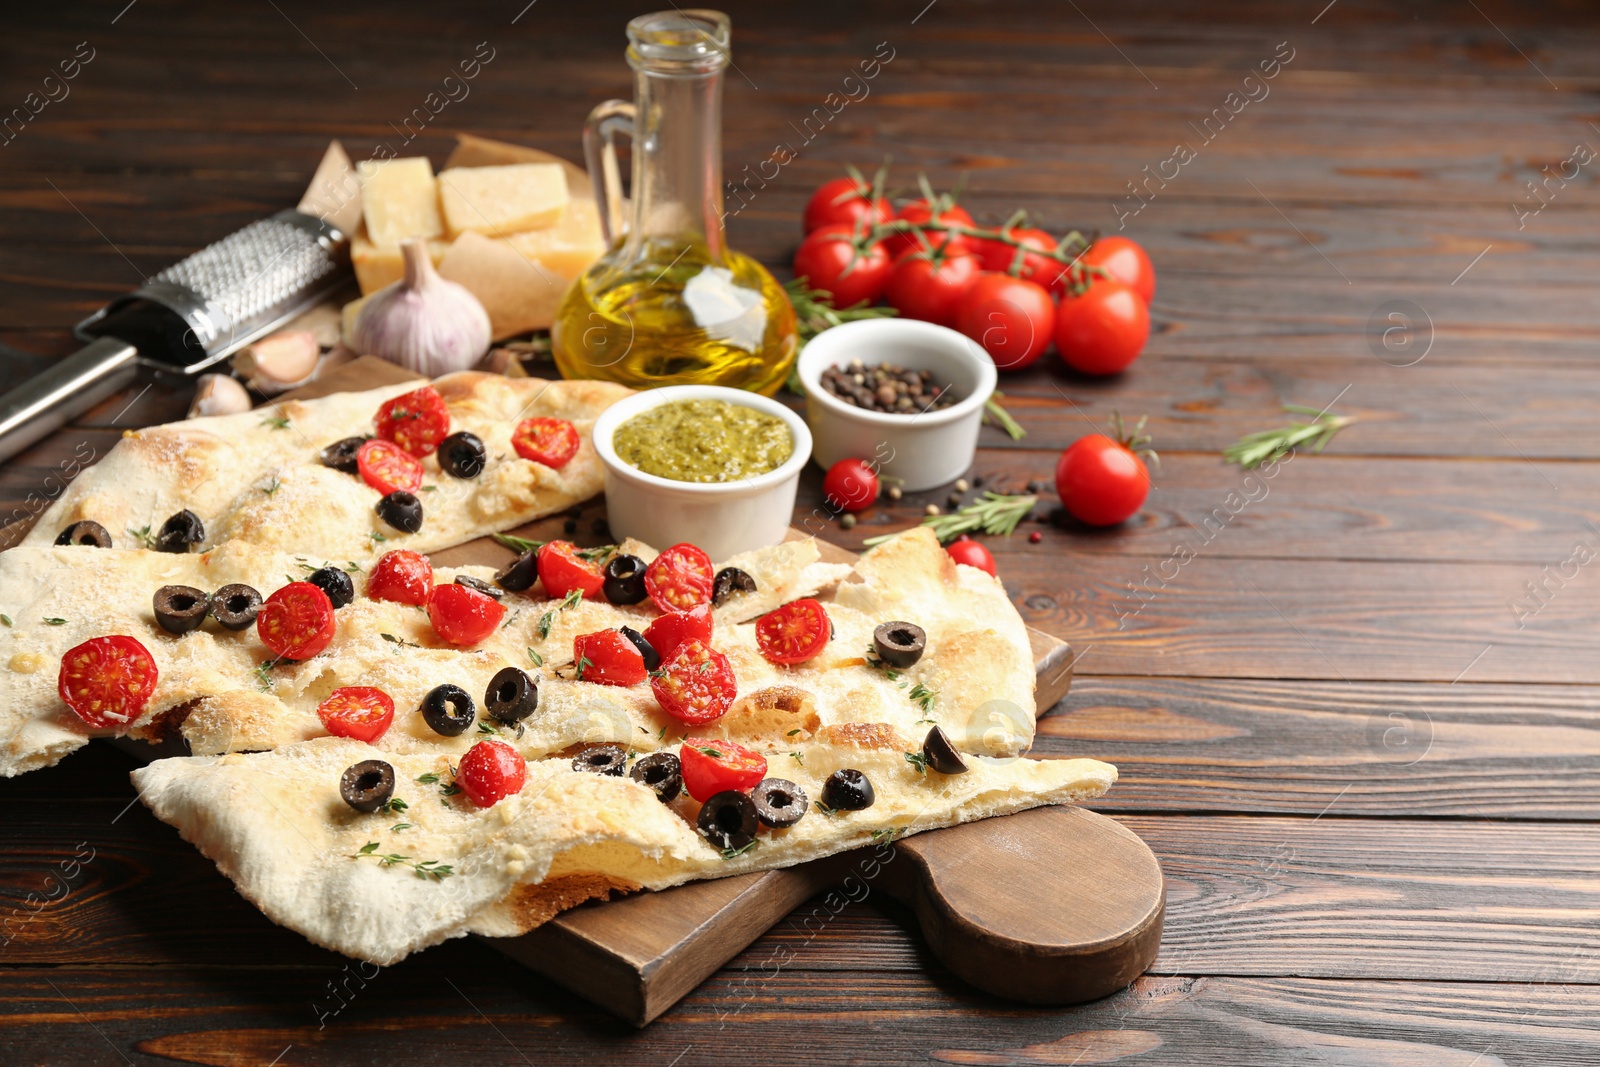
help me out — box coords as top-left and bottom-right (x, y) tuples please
(1054, 278), (1150, 376)
(537, 540), (606, 600)
(755, 598), (832, 665)
(793, 224), (892, 310)
(58, 635), (158, 728)
(645, 543), (715, 613)
(956, 273), (1056, 372)
(803, 175), (892, 234)
(574, 629), (648, 687)
(366, 549), (434, 606)
(641, 602), (713, 660)
(945, 536), (997, 577)
(886, 199), (974, 258)
(1056, 433), (1151, 526)
(257, 582), (337, 661)
(374, 386), (451, 458)
(885, 248), (982, 329)
(822, 458), (879, 513)
(512, 417), (580, 469)
(652, 638), (737, 725)
(426, 583), (506, 646)
(679, 736), (767, 801)
(1080, 236), (1156, 304)
(316, 686), (395, 743)
(356, 439), (424, 496)
(457, 739), (527, 808)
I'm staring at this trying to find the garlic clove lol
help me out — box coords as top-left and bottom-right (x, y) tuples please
(188, 373), (253, 418)
(350, 238), (492, 377)
(235, 331), (322, 393)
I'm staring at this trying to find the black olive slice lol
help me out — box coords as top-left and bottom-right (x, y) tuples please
(307, 566), (355, 609)
(619, 625), (660, 671)
(438, 431), (488, 478)
(454, 574), (504, 600)
(821, 768), (875, 812)
(751, 777), (808, 828)
(712, 567), (757, 606)
(376, 491), (423, 533)
(697, 790), (759, 851)
(339, 759), (395, 813)
(922, 725), (968, 775)
(320, 436), (367, 474)
(209, 584), (262, 630)
(602, 553), (648, 605)
(872, 621), (926, 669)
(494, 550), (539, 592)
(54, 520), (112, 549)
(629, 751), (682, 802)
(572, 744), (627, 776)
(155, 509), (205, 553)
(153, 584), (210, 635)
(420, 683), (475, 736)
(484, 666), (538, 724)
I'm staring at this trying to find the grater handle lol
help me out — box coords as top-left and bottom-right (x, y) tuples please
(0, 336), (142, 463)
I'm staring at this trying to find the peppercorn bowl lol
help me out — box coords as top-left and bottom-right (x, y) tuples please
(592, 385), (814, 560)
(797, 318), (997, 491)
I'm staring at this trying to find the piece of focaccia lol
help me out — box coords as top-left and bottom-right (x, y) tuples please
(0, 537), (848, 777)
(133, 732), (1116, 966)
(20, 372), (632, 564)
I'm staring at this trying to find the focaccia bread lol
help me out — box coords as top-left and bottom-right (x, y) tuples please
(21, 372), (631, 564)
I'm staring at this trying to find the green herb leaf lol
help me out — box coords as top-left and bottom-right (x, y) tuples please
(786, 728), (801, 737)
(260, 414), (291, 430)
(128, 525), (156, 549)
(908, 681), (938, 715)
(379, 796), (409, 815)
(350, 845), (454, 880)
(1225, 405), (1355, 469)
(42, 617), (67, 626)
(574, 654), (593, 680)
(983, 393), (1026, 440)
(261, 478), (281, 497)
(476, 720), (499, 735)
(789, 751), (805, 765)
(863, 492), (1037, 547)
(0, 614), (11, 627)
(370, 531), (388, 543)
(416, 773), (441, 784)
(720, 839), (760, 861)
(697, 746), (726, 759)
(493, 532), (544, 554)
(527, 648), (543, 667)
(905, 750), (929, 775)
(391, 823), (414, 833)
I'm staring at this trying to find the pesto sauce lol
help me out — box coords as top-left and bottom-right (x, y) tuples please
(615, 399), (793, 483)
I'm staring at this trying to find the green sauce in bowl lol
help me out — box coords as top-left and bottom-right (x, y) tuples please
(613, 398), (793, 483)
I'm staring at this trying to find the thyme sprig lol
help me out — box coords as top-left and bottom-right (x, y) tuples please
(351, 841), (454, 880)
(864, 492), (1036, 547)
(984, 391), (1026, 440)
(1225, 404), (1355, 470)
(536, 588), (584, 640)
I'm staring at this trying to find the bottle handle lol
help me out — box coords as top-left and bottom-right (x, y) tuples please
(583, 99), (635, 247)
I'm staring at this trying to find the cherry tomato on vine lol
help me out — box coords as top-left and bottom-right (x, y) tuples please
(886, 199), (974, 258)
(679, 737), (767, 801)
(822, 458), (879, 512)
(793, 224), (893, 309)
(316, 686), (395, 743)
(537, 540), (606, 600)
(374, 386), (451, 458)
(426, 583), (506, 646)
(885, 248), (982, 328)
(956, 273), (1056, 372)
(970, 226), (1061, 285)
(1055, 421), (1153, 527)
(457, 739), (526, 808)
(1079, 236), (1156, 304)
(58, 635), (157, 728)
(1054, 278), (1150, 376)
(945, 536), (997, 577)
(803, 176), (892, 234)
(367, 549), (433, 605)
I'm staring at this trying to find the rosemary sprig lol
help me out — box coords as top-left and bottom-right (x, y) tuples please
(863, 491), (1036, 547)
(494, 532), (544, 554)
(984, 393), (1026, 440)
(351, 841), (453, 881)
(1225, 404), (1355, 470)
(721, 839), (760, 861)
(785, 278), (899, 343)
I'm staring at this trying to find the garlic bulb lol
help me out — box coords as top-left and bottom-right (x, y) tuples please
(351, 239), (491, 375)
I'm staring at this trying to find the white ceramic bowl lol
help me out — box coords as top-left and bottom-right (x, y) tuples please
(592, 385), (813, 561)
(797, 319), (998, 491)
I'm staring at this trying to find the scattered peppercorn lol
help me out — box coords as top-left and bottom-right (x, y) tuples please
(926, 504), (941, 516)
(819, 360), (960, 414)
(887, 485), (902, 501)
(1026, 480), (1042, 494)
(1029, 531), (1042, 543)
(954, 478), (969, 492)
(972, 475), (985, 488)
(839, 513), (857, 530)
(947, 494), (962, 509)
(563, 519), (578, 534)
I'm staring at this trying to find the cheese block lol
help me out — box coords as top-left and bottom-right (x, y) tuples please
(505, 198), (607, 278)
(437, 163), (569, 238)
(438, 211), (601, 341)
(350, 231), (450, 295)
(357, 158), (443, 244)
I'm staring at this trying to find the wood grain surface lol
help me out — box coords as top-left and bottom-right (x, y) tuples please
(2, 0), (1599, 1061)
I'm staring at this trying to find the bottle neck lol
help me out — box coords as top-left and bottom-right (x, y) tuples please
(628, 64), (727, 260)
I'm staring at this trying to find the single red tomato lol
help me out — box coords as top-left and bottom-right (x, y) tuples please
(641, 602), (713, 660)
(956, 273), (1056, 371)
(356, 439), (424, 495)
(887, 199), (974, 258)
(512, 417), (580, 469)
(316, 686), (395, 743)
(1055, 278), (1151, 376)
(426, 583), (506, 646)
(374, 386), (450, 458)
(257, 582), (337, 660)
(946, 536), (997, 576)
(536, 541), (606, 600)
(367, 549), (434, 605)
(970, 226), (1060, 283)
(792, 224), (892, 309)
(679, 736), (767, 801)
(652, 637), (737, 725)
(1056, 428), (1152, 527)
(822, 458), (879, 512)
(755, 598), (832, 665)
(58, 635), (158, 728)
(457, 739), (527, 808)
(885, 248), (982, 328)
(803, 175), (892, 233)
(574, 629), (648, 687)
(644, 543), (715, 613)
(1080, 236), (1156, 304)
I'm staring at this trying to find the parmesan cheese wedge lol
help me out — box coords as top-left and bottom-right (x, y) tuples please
(350, 231), (450, 295)
(437, 163), (569, 238)
(357, 157), (444, 244)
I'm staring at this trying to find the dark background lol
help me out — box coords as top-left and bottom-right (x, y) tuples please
(4, 2), (1600, 1063)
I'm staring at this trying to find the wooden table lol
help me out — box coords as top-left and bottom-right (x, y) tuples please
(4, 1), (1599, 1062)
